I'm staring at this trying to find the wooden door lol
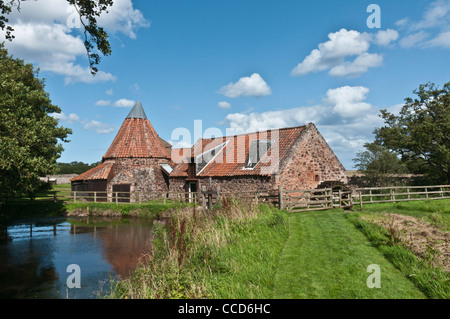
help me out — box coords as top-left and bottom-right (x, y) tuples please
(112, 184), (131, 203)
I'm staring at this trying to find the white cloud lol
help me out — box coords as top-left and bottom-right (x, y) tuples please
(218, 73), (272, 98)
(399, 31), (430, 48)
(94, 98), (135, 107)
(222, 85), (398, 168)
(373, 29), (399, 46)
(324, 86), (372, 118)
(329, 53), (383, 78)
(396, 0), (450, 49)
(95, 99), (112, 106)
(106, 89), (114, 95)
(291, 28), (381, 77)
(113, 99), (135, 107)
(83, 120), (115, 134)
(410, 0), (450, 31)
(98, 0), (150, 39)
(1, 0), (148, 84)
(426, 30), (450, 48)
(51, 112), (80, 124)
(218, 101), (231, 109)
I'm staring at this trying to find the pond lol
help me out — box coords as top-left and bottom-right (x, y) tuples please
(0, 216), (156, 299)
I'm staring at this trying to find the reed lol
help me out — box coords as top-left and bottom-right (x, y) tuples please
(107, 197), (289, 299)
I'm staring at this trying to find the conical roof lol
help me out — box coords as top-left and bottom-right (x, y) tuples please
(102, 101), (170, 160)
(126, 101), (147, 119)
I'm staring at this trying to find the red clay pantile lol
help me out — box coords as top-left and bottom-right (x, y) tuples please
(170, 125), (306, 177)
(70, 161), (114, 182)
(102, 118), (170, 160)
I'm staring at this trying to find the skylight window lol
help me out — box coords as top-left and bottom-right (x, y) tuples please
(196, 141), (228, 175)
(244, 140), (271, 169)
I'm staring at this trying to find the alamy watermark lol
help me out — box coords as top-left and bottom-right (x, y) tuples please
(366, 4), (381, 29)
(66, 264), (81, 289)
(170, 120), (280, 175)
(366, 264), (381, 289)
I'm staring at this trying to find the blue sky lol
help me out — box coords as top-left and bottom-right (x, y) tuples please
(3, 0), (450, 169)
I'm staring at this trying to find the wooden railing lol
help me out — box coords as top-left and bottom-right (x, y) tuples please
(351, 185), (450, 210)
(53, 185), (449, 212)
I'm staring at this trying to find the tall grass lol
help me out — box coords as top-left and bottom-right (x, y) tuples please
(346, 209), (450, 299)
(106, 198), (289, 299)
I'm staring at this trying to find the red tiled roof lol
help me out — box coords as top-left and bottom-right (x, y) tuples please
(70, 161), (114, 182)
(102, 118), (170, 160)
(171, 148), (191, 164)
(170, 125), (306, 177)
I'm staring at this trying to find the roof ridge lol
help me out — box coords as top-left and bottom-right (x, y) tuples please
(194, 124), (308, 143)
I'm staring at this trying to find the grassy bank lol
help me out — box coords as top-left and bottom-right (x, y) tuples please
(0, 183), (189, 222)
(107, 199), (289, 299)
(345, 199), (450, 299)
(0, 199), (187, 222)
(272, 210), (425, 299)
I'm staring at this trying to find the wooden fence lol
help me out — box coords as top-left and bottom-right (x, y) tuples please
(278, 186), (334, 212)
(351, 185), (450, 210)
(50, 184), (449, 212)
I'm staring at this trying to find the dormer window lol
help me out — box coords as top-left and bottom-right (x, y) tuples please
(244, 140), (271, 169)
(196, 141), (228, 175)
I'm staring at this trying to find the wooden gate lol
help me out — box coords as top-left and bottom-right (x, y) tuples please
(280, 187), (333, 212)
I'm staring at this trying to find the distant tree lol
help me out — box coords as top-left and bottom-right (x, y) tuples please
(0, 0), (113, 75)
(353, 142), (408, 187)
(375, 82), (450, 184)
(56, 161), (99, 174)
(0, 44), (71, 204)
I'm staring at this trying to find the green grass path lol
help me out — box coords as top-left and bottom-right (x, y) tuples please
(272, 210), (425, 298)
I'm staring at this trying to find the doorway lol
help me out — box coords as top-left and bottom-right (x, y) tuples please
(112, 184), (131, 203)
(188, 182), (197, 203)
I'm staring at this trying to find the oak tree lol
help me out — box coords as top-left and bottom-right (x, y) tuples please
(375, 82), (450, 184)
(0, 44), (71, 204)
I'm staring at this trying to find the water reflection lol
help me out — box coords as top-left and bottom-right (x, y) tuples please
(0, 217), (155, 299)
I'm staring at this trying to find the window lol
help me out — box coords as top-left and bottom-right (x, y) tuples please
(196, 141), (228, 175)
(244, 140), (271, 169)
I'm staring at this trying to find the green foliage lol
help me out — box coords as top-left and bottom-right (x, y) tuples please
(56, 161), (100, 174)
(0, 44), (71, 206)
(107, 201), (290, 299)
(273, 210), (425, 299)
(346, 211), (450, 299)
(0, 0), (112, 75)
(353, 142), (408, 186)
(375, 82), (450, 184)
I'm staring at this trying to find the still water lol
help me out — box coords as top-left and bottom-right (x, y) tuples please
(0, 217), (155, 299)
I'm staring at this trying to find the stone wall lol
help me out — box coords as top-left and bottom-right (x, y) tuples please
(277, 124), (347, 190)
(108, 157), (172, 201)
(199, 175), (273, 195)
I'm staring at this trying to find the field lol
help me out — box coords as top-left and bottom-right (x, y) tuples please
(107, 198), (449, 299)
(2, 183), (448, 299)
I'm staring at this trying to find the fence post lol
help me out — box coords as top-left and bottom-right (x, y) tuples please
(74, 191), (77, 203)
(278, 185), (284, 210)
(94, 191), (97, 203)
(201, 185), (207, 209)
(359, 191), (363, 211)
